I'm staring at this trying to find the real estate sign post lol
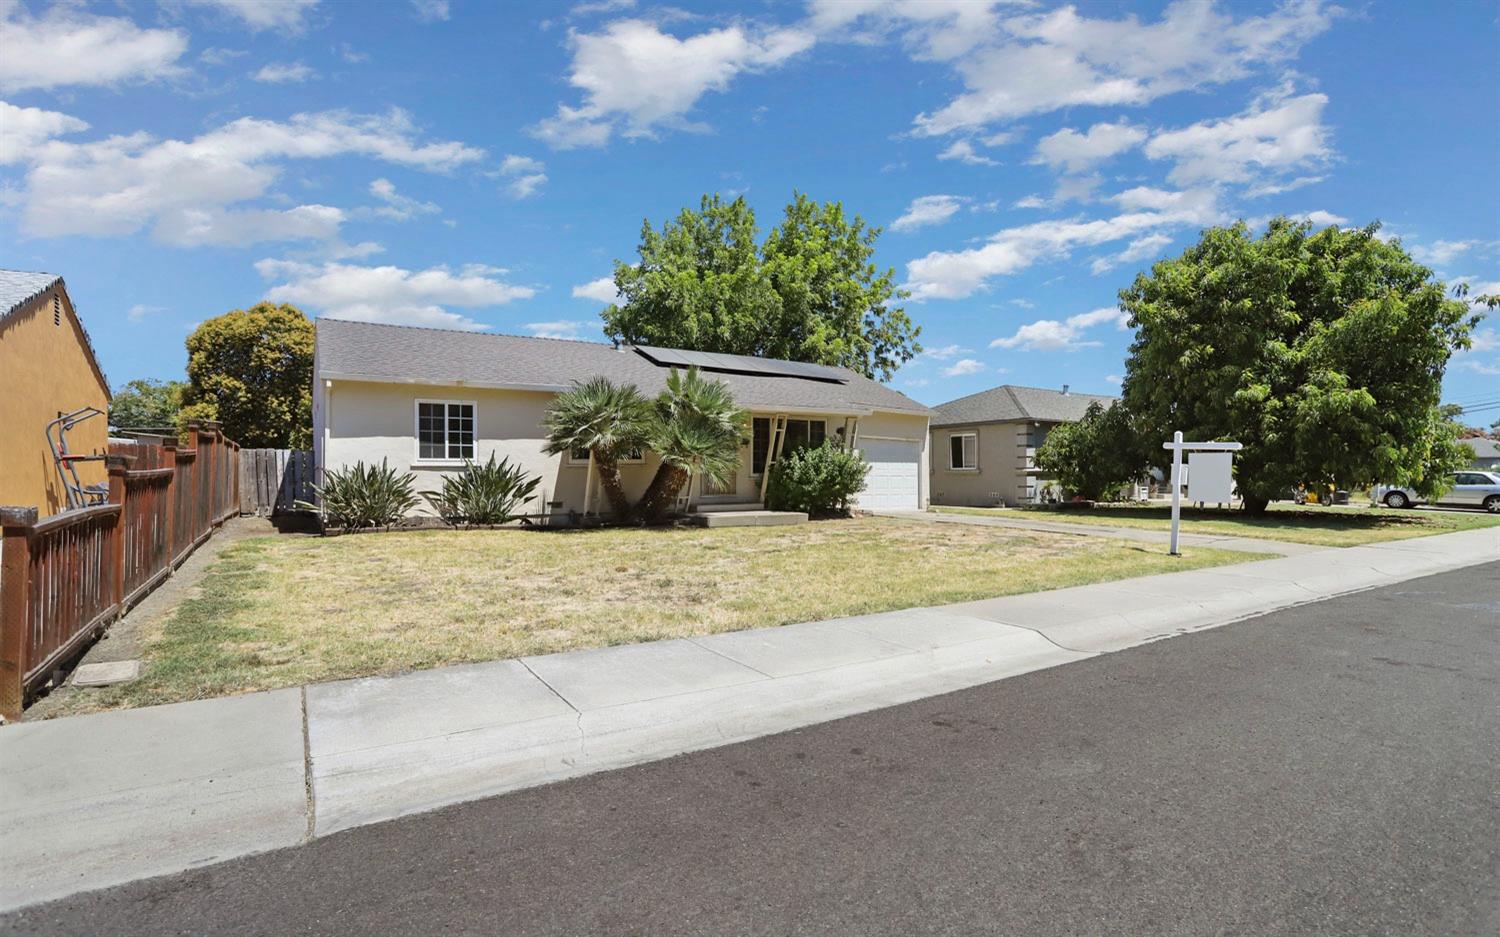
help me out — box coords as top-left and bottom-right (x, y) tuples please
(1163, 431), (1243, 556)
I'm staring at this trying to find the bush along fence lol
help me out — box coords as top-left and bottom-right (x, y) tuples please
(0, 421), (240, 719)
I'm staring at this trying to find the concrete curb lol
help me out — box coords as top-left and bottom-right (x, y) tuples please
(1, 525), (1495, 911)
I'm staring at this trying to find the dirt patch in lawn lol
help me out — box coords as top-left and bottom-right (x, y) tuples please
(45, 517), (1250, 716)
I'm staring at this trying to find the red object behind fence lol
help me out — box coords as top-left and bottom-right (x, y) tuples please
(0, 421), (240, 719)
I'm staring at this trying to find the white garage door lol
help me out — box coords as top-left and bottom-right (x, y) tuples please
(856, 438), (922, 510)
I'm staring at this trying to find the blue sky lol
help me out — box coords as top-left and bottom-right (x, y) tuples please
(3, 0), (1497, 422)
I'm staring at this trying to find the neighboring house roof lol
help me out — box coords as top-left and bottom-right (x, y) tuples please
(315, 318), (933, 417)
(0, 269), (62, 319)
(0, 269), (110, 397)
(931, 384), (1117, 427)
(1466, 437), (1500, 460)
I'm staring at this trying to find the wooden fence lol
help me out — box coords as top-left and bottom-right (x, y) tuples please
(0, 421), (240, 719)
(239, 448), (314, 516)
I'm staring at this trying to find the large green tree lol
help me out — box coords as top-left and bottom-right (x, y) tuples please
(1035, 401), (1148, 501)
(602, 193), (921, 380)
(1119, 218), (1479, 514)
(109, 378), (187, 431)
(182, 302), (314, 448)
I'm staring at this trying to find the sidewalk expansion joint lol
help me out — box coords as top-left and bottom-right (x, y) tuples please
(683, 637), (778, 678)
(300, 685), (316, 842)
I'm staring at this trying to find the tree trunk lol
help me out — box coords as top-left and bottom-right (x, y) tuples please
(594, 454), (634, 521)
(637, 463), (689, 522)
(1240, 494), (1270, 516)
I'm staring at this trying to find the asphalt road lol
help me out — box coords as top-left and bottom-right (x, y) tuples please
(7, 562), (1499, 937)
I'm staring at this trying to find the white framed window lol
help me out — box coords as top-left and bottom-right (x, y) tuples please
(949, 432), (978, 471)
(566, 445), (645, 466)
(414, 399), (476, 462)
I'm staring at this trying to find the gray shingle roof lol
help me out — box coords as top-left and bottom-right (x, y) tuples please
(932, 384), (1116, 427)
(315, 318), (932, 417)
(0, 269), (62, 319)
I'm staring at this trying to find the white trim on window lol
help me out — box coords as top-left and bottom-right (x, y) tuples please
(565, 446), (646, 466)
(948, 431), (978, 471)
(413, 398), (478, 465)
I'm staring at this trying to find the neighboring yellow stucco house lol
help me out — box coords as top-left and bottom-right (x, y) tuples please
(0, 271), (111, 518)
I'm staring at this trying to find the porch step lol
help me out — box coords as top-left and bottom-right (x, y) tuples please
(688, 510), (808, 528)
(693, 501), (765, 513)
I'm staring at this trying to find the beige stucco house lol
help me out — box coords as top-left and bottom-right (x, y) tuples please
(929, 384), (1117, 507)
(312, 319), (933, 518)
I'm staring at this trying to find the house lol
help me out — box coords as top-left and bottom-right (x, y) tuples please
(929, 384), (1117, 507)
(311, 319), (933, 517)
(1465, 437), (1500, 471)
(0, 271), (110, 517)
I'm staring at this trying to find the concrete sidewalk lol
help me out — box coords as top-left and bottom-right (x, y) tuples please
(874, 507), (1322, 555)
(2, 525), (1495, 912)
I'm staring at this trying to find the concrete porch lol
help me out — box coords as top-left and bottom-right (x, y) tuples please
(686, 501), (808, 527)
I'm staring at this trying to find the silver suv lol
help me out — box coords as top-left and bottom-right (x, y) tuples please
(1375, 471), (1500, 512)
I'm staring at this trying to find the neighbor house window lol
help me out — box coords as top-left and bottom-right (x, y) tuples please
(752, 417), (826, 473)
(568, 446), (645, 464)
(949, 432), (977, 470)
(416, 400), (475, 461)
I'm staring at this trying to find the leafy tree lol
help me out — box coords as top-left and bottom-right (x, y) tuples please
(182, 302), (314, 448)
(602, 193), (921, 380)
(1119, 218), (1479, 515)
(1035, 401), (1148, 501)
(636, 368), (749, 522)
(109, 378), (186, 431)
(542, 377), (655, 520)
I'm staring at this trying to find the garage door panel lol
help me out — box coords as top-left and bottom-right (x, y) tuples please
(856, 439), (921, 510)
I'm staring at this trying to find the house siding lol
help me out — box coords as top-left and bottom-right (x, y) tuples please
(929, 420), (1063, 507)
(314, 380), (930, 517)
(0, 284), (110, 517)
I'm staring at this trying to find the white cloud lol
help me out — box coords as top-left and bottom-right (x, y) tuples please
(368, 178), (440, 220)
(1409, 240), (1493, 268)
(1244, 174), (1324, 197)
(0, 5), (187, 93)
(252, 61), (317, 83)
(1145, 90), (1332, 187)
(256, 259), (535, 329)
(864, 0), (1340, 138)
(936, 139), (997, 166)
(1032, 121), (1146, 173)
(126, 304), (167, 323)
(7, 108), (483, 245)
(1105, 374), (1122, 385)
(532, 19), (814, 148)
(0, 102), (89, 165)
(918, 343), (971, 361)
(1298, 210), (1347, 227)
(942, 358), (986, 377)
(989, 306), (1130, 352)
(906, 191), (1222, 300)
(411, 0), (451, 22)
(178, 0), (320, 32)
(904, 377), (931, 388)
(525, 320), (588, 340)
(891, 195), (967, 232)
(1090, 232), (1173, 275)
(572, 276), (621, 304)
(498, 154), (548, 198)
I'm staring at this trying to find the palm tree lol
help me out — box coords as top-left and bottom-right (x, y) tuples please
(542, 377), (654, 519)
(636, 368), (749, 521)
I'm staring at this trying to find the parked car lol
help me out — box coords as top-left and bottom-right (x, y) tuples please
(1374, 471), (1500, 512)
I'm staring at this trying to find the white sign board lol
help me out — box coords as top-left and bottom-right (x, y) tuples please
(1187, 451), (1234, 504)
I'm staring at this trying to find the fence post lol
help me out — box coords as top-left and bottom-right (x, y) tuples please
(1, 506), (39, 721)
(162, 438), (178, 565)
(107, 456), (129, 618)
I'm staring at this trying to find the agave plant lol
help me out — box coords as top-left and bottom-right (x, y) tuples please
(300, 459), (419, 530)
(421, 454), (542, 527)
(541, 377), (654, 519)
(636, 367), (749, 521)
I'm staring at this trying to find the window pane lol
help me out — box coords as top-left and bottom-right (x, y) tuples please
(418, 403), (444, 459)
(963, 435), (977, 468)
(950, 435), (964, 468)
(448, 404), (474, 459)
(809, 420), (826, 448)
(752, 418), (769, 473)
(784, 420), (809, 452)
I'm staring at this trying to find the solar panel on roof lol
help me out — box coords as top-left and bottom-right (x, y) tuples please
(633, 345), (848, 383)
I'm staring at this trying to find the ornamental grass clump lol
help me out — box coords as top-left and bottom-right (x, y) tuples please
(301, 459), (419, 530)
(422, 454), (542, 527)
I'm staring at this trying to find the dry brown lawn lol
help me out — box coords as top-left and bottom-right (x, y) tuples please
(51, 517), (1249, 716)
